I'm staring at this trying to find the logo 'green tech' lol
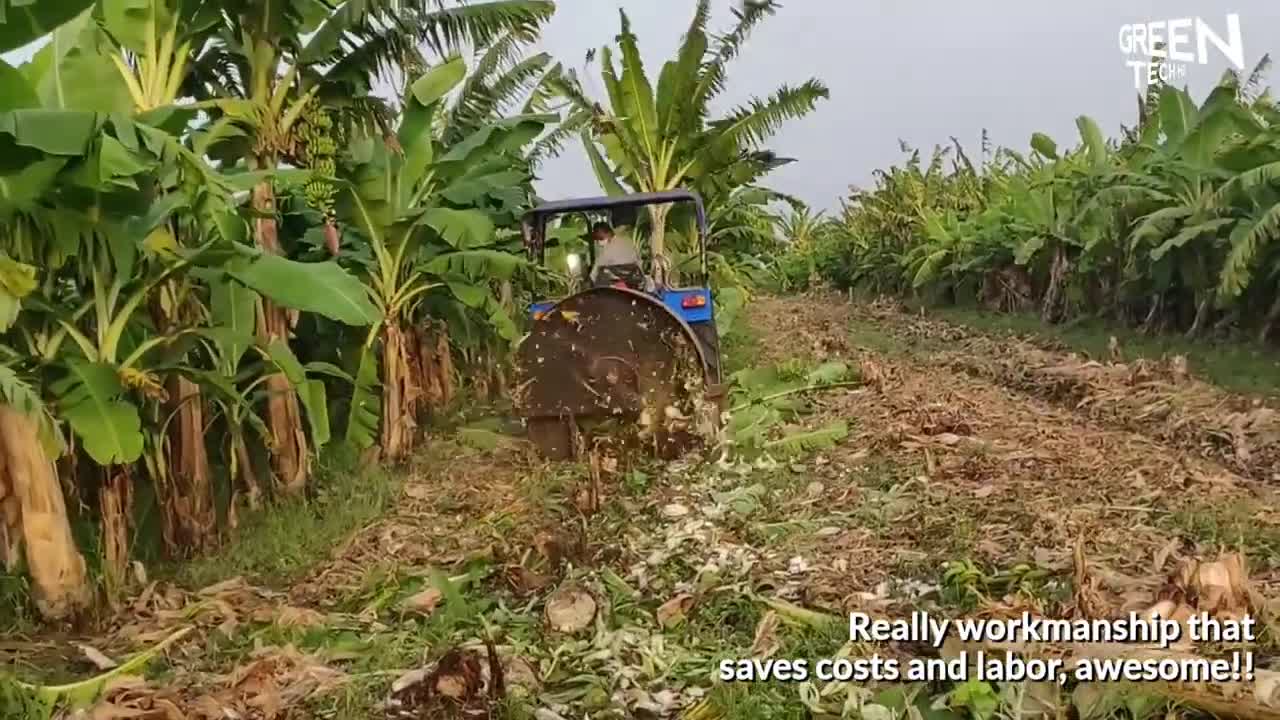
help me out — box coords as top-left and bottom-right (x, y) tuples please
(1119, 14), (1245, 89)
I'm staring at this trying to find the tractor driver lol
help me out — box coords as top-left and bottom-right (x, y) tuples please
(588, 221), (646, 288)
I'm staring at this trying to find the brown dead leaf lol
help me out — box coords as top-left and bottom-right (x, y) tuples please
(1187, 552), (1251, 616)
(276, 605), (326, 628)
(389, 642), (504, 717)
(402, 588), (444, 616)
(976, 539), (1004, 558)
(404, 484), (433, 501)
(1072, 537), (1112, 620)
(750, 611), (781, 659)
(1255, 670), (1280, 708)
(90, 701), (149, 719)
(973, 484), (996, 499)
(1153, 537), (1181, 571)
(545, 587), (596, 634)
(1021, 681), (1064, 720)
(188, 695), (227, 720)
(656, 594), (694, 628)
(78, 643), (119, 670)
(246, 678), (282, 720)
(89, 678), (186, 720)
(212, 645), (347, 720)
(506, 565), (553, 596)
(860, 358), (886, 390)
(503, 654), (540, 695)
(197, 576), (250, 597)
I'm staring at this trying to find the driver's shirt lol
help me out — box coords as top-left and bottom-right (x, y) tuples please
(590, 230), (642, 282)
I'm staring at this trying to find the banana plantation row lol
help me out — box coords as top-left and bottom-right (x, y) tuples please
(0, 0), (828, 622)
(803, 59), (1280, 341)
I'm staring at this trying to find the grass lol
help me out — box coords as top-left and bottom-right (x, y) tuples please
(720, 321), (764, 376)
(0, 447), (402, 641)
(1163, 501), (1280, 567)
(849, 315), (930, 358)
(929, 306), (1280, 398)
(171, 447), (402, 590)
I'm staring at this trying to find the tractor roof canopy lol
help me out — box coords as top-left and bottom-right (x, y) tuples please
(521, 190), (709, 279)
(524, 189), (706, 221)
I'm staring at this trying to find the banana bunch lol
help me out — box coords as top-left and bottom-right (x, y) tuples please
(293, 100), (340, 225)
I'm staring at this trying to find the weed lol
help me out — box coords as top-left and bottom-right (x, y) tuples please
(704, 682), (810, 720)
(623, 468), (653, 496)
(721, 323), (764, 375)
(172, 454), (401, 590)
(1164, 504), (1280, 565)
(849, 316), (938, 358)
(0, 572), (35, 634)
(687, 592), (762, 647)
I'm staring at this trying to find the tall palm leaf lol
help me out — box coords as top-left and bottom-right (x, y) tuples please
(557, 0), (827, 284)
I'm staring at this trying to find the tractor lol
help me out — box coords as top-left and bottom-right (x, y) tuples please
(514, 190), (726, 459)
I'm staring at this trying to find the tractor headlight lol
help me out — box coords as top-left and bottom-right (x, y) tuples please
(566, 252), (582, 274)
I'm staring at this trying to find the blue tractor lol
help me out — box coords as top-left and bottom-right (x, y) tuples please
(515, 190), (725, 459)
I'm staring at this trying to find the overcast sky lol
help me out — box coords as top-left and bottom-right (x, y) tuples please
(5, 2), (1277, 211)
(533, 1), (1280, 210)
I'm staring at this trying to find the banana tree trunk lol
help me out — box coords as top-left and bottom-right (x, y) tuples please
(494, 280), (513, 399)
(148, 284), (216, 552)
(1040, 246), (1070, 324)
(99, 467), (132, 599)
(233, 434), (262, 511)
(164, 376), (215, 551)
(0, 405), (90, 620)
(436, 329), (454, 408)
(417, 323), (455, 412)
(491, 349), (508, 401)
(1258, 292), (1280, 345)
(648, 203), (673, 287)
(1185, 294), (1213, 339)
(1141, 293), (1163, 335)
(380, 322), (418, 461)
(251, 177), (309, 493)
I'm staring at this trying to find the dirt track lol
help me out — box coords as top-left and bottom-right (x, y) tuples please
(743, 293), (1280, 610)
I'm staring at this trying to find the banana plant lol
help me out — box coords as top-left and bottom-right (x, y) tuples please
(97, 0), (220, 114)
(816, 59), (1280, 339)
(0, 56), (377, 595)
(1106, 85), (1260, 334)
(171, 0), (554, 492)
(336, 58), (548, 459)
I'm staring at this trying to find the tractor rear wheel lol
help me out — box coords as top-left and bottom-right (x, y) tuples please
(527, 417), (574, 460)
(515, 287), (716, 459)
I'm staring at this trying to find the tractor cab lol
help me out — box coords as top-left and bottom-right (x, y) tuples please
(521, 190), (715, 331)
(516, 190), (724, 459)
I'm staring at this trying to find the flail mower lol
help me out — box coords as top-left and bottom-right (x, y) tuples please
(514, 190), (726, 460)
